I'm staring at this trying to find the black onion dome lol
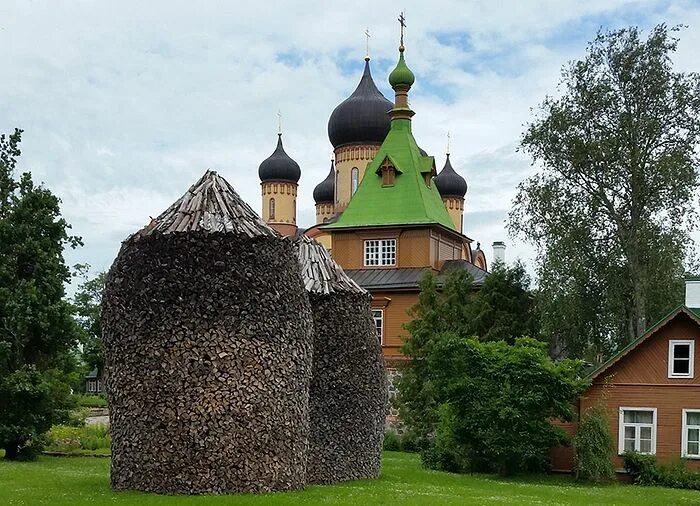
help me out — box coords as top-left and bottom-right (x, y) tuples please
(327, 59), (393, 149)
(313, 161), (335, 204)
(258, 134), (301, 183)
(435, 154), (467, 198)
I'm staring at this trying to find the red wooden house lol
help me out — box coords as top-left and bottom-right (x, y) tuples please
(552, 279), (700, 473)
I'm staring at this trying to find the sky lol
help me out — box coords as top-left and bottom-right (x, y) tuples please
(2, 0), (700, 291)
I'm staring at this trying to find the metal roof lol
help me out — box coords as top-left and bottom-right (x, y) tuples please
(345, 261), (488, 291)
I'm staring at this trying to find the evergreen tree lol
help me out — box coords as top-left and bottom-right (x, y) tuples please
(0, 129), (82, 459)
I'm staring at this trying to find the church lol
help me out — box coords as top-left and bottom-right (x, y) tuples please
(256, 21), (492, 364)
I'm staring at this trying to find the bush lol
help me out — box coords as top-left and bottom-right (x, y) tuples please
(623, 452), (700, 490)
(74, 394), (107, 408)
(383, 430), (429, 453)
(574, 405), (614, 482)
(383, 431), (401, 451)
(420, 404), (470, 474)
(45, 424), (110, 453)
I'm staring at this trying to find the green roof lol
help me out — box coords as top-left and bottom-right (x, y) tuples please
(325, 117), (455, 231)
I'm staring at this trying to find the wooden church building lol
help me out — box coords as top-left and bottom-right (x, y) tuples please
(256, 22), (490, 363)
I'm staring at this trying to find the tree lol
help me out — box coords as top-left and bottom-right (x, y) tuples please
(0, 129), (82, 459)
(470, 261), (537, 344)
(574, 405), (615, 482)
(398, 267), (538, 439)
(72, 265), (106, 374)
(425, 336), (586, 475)
(510, 25), (700, 358)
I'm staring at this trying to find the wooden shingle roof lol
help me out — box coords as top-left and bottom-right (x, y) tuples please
(137, 170), (276, 238)
(294, 236), (366, 295)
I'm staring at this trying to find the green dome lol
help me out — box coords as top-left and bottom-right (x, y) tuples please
(388, 51), (415, 89)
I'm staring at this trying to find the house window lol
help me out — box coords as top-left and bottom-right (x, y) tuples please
(351, 167), (359, 195)
(619, 407), (657, 455)
(669, 340), (695, 378)
(269, 198), (276, 220)
(372, 309), (384, 344)
(364, 239), (396, 266)
(682, 410), (700, 459)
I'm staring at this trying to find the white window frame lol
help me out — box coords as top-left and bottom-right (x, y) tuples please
(618, 407), (657, 455)
(372, 309), (384, 345)
(682, 409), (700, 459)
(669, 340), (695, 378)
(364, 239), (396, 267)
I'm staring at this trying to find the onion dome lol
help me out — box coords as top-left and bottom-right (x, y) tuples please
(327, 58), (393, 149)
(258, 134), (301, 183)
(388, 50), (415, 89)
(313, 161), (335, 204)
(435, 154), (467, 198)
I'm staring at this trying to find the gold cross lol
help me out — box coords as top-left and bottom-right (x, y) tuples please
(365, 28), (371, 59)
(398, 11), (406, 48)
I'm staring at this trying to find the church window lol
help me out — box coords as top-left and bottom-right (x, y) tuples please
(364, 239), (396, 266)
(351, 167), (359, 195)
(372, 309), (384, 344)
(380, 159), (395, 187)
(269, 198), (276, 220)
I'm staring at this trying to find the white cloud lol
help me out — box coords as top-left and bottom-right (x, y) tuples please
(1, 0), (698, 285)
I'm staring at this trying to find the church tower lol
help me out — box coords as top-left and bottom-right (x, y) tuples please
(434, 151), (468, 233)
(313, 160), (336, 224)
(326, 56), (393, 212)
(258, 133), (301, 236)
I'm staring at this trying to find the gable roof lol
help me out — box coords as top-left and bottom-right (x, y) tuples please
(323, 118), (455, 231)
(587, 305), (700, 381)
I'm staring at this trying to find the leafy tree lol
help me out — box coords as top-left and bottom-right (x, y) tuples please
(425, 336), (586, 476)
(72, 265), (106, 374)
(470, 261), (537, 344)
(509, 25), (700, 358)
(399, 266), (538, 439)
(574, 405), (615, 482)
(0, 129), (82, 459)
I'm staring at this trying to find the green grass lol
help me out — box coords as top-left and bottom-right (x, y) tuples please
(2, 452), (699, 505)
(45, 424), (111, 453)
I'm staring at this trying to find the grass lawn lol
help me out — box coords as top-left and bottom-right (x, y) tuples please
(2, 451), (699, 505)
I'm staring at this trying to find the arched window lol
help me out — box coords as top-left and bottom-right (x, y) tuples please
(269, 198), (276, 220)
(335, 170), (339, 203)
(351, 167), (359, 195)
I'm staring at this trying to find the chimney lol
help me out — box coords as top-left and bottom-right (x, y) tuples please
(492, 241), (506, 265)
(685, 278), (700, 308)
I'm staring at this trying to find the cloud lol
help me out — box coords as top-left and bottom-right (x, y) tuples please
(1, 0), (698, 288)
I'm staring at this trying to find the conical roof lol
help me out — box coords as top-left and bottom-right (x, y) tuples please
(294, 236), (365, 295)
(313, 161), (335, 204)
(434, 154), (467, 198)
(138, 170), (276, 238)
(258, 134), (301, 183)
(327, 59), (393, 149)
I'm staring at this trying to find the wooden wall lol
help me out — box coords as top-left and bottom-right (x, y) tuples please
(371, 291), (417, 359)
(332, 228), (432, 269)
(552, 312), (700, 472)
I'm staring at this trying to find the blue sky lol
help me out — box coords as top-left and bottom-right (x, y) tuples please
(2, 0), (700, 290)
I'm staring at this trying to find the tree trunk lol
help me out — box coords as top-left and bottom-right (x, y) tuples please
(4, 441), (20, 460)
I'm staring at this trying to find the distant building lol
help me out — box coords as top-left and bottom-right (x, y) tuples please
(85, 367), (103, 395)
(257, 27), (490, 368)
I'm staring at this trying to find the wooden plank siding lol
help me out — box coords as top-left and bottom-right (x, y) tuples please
(552, 311), (700, 472)
(371, 291), (418, 359)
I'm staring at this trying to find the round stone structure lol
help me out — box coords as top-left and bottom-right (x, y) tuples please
(294, 236), (388, 484)
(103, 171), (313, 494)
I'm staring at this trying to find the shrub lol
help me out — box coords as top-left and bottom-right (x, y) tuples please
(74, 394), (107, 408)
(574, 405), (614, 482)
(420, 404), (470, 474)
(623, 452), (700, 490)
(45, 424), (110, 453)
(383, 431), (401, 451)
